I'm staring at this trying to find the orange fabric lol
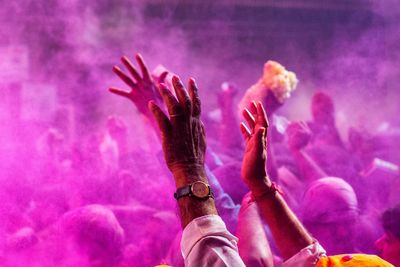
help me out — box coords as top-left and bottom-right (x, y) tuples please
(316, 254), (394, 267)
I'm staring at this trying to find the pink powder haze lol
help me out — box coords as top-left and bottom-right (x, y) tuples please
(0, 1), (399, 266)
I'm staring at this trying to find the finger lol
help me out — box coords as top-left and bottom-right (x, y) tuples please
(157, 83), (183, 118)
(172, 76), (191, 114)
(256, 102), (269, 128)
(135, 53), (151, 81)
(249, 101), (257, 116)
(113, 66), (137, 89)
(240, 122), (251, 141)
(299, 121), (310, 131)
(254, 127), (267, 152)
(158, 71), (168, 84)
(148, 101), (172, 137)
(109, 87), (131, 98)
(121, 56), (141, 82)
(188, 78), (201, 117)
(242, 108), (256, 131)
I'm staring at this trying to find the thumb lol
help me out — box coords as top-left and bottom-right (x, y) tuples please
(254, 127), (267, 152)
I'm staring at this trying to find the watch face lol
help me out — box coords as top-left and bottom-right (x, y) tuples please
(191, 182), (209, 198)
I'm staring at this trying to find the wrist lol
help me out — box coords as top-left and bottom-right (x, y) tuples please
(171, 163), (208, 188)
(250, 182), (283, 201)
(247, 176), (273, 196)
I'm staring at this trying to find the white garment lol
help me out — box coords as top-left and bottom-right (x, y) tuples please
(181, 215), (245, 267)
(283, 242), (326, 267)
(181, 215), (325, 267)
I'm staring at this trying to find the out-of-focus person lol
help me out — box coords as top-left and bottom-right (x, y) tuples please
(238, 61), (298, 117)
(375, 203), (400, 266)
(59, 204), (125, 267)
(239, 102), (393, 266)
(308, 91), (343, 148)
(301, 177), (360, 255)
(302, 177), (380, 255)
(239, 60), (299, 180)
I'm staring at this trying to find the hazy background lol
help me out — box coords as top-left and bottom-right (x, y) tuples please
(0, 1), (399, 265)
(0, 0), (399, 142)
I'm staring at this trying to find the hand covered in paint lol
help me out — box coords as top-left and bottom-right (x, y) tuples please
(286, 121), (311, 151)
(110, 53), (168, 116)
(240, 102), (271, 194)
(149, 76), (207, 187)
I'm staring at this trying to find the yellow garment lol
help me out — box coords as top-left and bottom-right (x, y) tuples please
(316, 254), (394, 267)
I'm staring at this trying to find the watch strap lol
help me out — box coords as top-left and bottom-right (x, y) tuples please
(174, 185), (191, 199)
(174, 182), (214, 200)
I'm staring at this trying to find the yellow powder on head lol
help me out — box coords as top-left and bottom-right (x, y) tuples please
(238, 60), (298, 115)
(316, 254), (394, 267)
(261, 60), (298, 103)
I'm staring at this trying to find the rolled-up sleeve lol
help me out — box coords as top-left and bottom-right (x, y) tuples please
(181, 215), (246, 267)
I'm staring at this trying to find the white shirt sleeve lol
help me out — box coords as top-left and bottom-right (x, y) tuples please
(181, 215), (246, 267)
(283, 242), (326, 267)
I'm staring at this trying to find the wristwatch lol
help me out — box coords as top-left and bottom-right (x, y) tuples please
(174, 181), (214, 200)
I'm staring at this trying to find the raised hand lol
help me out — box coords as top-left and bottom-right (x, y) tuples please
(240, 101), (271, 195)
(286, 121), (311, 151)
(109, 53), (168, 116)
(240, 103), (316, 261)
(149, 76), (206, 187)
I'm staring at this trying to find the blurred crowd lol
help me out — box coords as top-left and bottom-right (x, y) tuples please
(0, 54), (399, 267)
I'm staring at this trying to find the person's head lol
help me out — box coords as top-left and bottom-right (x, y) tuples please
(375, 204), (400, 266)
(238, 60), (298, 116)
(60, 205), (125, 267)
(302, 177), (359, 254)
(311, 91), (335, 125)
(316, 254), (393, 266)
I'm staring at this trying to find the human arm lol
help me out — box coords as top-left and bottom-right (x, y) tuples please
(286, 121), (327, 183)
(217, 82), (243, 157)
(109, 53), (168, 119)
(110, 54), (240, 232)
(236, 192), (274, 267)
(150, 76), (245, 266)
(149, 76), (217, 227)
(240, 102), (315, 260)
